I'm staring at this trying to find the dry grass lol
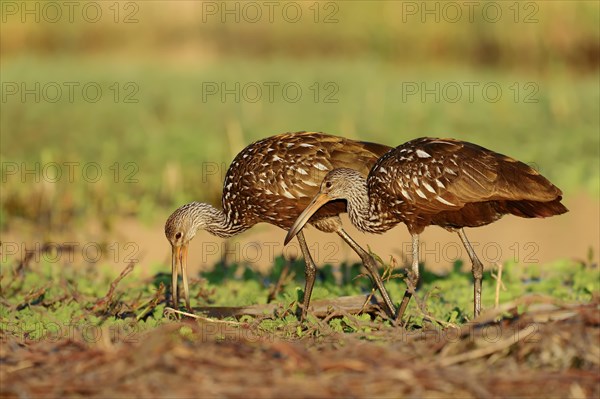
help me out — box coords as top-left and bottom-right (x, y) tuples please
(2, 298), (598, 398)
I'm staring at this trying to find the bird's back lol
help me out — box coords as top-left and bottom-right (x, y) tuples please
(223, 131), (392, 229)
(369, 137), (567, 232)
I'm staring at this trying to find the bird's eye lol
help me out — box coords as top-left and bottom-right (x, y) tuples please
(175, 232), (182, 240)
(325, 181), (332, 189)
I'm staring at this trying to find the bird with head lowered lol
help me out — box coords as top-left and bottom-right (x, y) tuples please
(285, 137), (568, 321)
(165, 131), (398, 319)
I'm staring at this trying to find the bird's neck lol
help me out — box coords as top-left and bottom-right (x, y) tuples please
(204, 205), (249, 238)
(346, 178), (392, 234)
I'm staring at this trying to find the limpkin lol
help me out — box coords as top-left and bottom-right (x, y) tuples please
(165, 131), (397, 318)
(285, 137), (568, 320)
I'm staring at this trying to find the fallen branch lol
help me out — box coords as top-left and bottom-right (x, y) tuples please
(173, 294), (384, 320)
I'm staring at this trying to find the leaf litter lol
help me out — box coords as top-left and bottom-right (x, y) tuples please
(1, 255), (599, 398)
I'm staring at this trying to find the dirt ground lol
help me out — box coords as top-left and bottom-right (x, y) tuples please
(2, 298), (599, 398)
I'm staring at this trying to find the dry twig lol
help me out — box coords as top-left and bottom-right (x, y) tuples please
(92, 262), (136, 312)
(491, 262), (506, 309)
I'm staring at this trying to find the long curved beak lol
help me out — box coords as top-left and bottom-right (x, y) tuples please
(284, 192), (333, 245)
(171, 243), (191, 311)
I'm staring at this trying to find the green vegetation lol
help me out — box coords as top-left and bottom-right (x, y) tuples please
(2, 254), (598, 341)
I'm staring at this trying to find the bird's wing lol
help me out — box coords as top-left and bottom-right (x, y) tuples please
(231, 132), (391, 200)
(221, 131), (392, 227)
(371, 137), (562, 214)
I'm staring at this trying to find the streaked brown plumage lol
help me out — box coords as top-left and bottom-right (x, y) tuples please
(165, 131), (397, 318)
(285, 137), (568, 320)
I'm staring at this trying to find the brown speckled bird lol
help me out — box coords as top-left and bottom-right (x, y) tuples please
(165, 131), (397, 318)
(285, 137), (568, 320)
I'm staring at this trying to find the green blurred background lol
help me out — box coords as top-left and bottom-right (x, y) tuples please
(1, 0), (599, 236)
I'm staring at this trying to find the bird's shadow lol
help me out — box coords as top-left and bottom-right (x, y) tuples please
(419, 260), (495, 288)
(151, 258), (495, 307)
(150, 272), (171, 288)
(152, 256), (372, 290)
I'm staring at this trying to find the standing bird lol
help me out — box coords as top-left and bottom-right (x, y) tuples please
(285, 137), (568, 320)
(165, 131), (397, 318)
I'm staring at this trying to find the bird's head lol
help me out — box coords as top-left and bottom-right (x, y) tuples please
(317, 168), (364, 199)
(164, 202), (210, 247)
(284, 168), (363, 245)
(164, 202), (215, 310)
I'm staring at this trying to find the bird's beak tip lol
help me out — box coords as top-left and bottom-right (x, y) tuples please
(284, 192), (332, 247)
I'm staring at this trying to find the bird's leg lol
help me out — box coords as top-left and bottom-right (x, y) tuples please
(457, 228), (483, 317)
(296, 230), (318, 320)
(335, 228), (396, 319)
(396, 233), (419, 323)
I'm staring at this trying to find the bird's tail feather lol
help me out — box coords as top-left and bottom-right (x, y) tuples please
(502, 197), (568, 218)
